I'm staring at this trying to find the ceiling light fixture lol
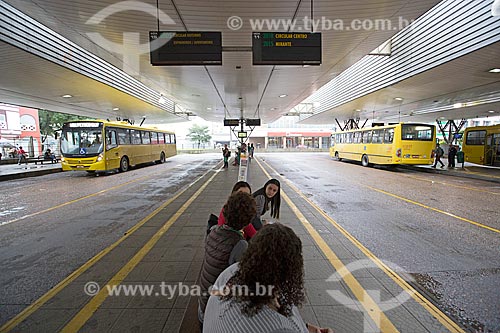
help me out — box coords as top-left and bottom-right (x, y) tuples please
(488, 68), (500, 73)
(207, 107), (212, 110)
(113, 107), (119, 111)
(488, 110), (495, 113)
(355, 109), (362, 112)
(394, 97), (403, 101)
(62, 94), (72, 98)
(279, 94), (287, 98)
(158, 94), (166, 104)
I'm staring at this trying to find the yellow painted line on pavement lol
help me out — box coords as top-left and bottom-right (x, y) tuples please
(256, 159), (399, 333)
(60, 170), (218, 333)
(257, 158), (465, 333)
(365, 185), (500, 234)
(0, 169), (215, 333)
(404, 175), (500, 195)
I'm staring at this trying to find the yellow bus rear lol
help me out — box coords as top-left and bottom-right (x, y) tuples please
(462, 124), (500, 166)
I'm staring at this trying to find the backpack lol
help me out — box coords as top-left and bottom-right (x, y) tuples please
(436, 147), (444, 157)
(206, 213), (219, 235)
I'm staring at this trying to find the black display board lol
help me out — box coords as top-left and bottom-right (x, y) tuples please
(252, 32), (321, 65)
(150, 31), (222, 65)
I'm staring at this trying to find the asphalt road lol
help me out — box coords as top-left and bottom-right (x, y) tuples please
(259, 152), (500, 332)
(0, 152), (499, 331)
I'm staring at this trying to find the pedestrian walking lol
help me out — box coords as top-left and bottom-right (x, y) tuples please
(17, 146), (27, 165)
(432, 143), (445, 168)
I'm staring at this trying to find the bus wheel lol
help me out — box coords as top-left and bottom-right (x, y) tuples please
(361, 154), (370, 167)
(119, 156), (129, 172)
(335, 152), (342, 161)
(159, 152), (166, 164)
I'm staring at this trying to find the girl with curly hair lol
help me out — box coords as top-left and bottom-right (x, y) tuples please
(216, 181), (258, 239)
(198, 191), (257, 325)
(203, 223), (333, 333)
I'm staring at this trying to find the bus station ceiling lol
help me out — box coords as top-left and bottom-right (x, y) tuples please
(1, 0), (499, 126)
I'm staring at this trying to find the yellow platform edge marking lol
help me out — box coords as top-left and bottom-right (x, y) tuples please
(256, 159), (399, 332)
(365, 185), (500, 234)
(60, 170), (218, 332)
(0, 169), (215, 333)
(257, 158), (465, 333)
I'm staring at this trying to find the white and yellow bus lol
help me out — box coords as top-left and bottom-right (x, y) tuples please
(462, 124), (500, 166)
(330, 123), (436, 166)
(60, 120), (176, 173)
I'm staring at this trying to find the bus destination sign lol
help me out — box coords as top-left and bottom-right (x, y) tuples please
(149, 31), (222, 66)
(252, 32), (321, 65)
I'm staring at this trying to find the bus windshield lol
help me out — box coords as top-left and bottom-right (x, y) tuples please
(61, 125), (104, 156)
(401, 124), (434, 141)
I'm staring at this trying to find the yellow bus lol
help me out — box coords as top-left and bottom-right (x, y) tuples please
(462, 124), (500, 166)
(60, 120), (176, 173)
(330, 123), (436, 166)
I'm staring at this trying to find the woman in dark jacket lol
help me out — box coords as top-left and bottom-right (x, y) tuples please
(198, 191), (257, 325)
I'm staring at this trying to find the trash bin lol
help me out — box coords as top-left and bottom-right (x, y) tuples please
(456, 151), (464, 168)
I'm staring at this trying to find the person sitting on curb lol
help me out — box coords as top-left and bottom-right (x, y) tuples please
(217, 181), (258, 240)
(203, 223), (333, 333)
(198, 191), (257, 327)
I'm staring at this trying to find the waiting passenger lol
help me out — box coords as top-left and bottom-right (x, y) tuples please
(216, 181), (257, 240)
(44, 149), (56, 163)
(203, 223), (333, 333)
(198, 191), (257, 326)
(252, 178), (281, 229)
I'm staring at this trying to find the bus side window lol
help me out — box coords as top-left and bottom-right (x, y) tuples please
(106, 130), (118, 150)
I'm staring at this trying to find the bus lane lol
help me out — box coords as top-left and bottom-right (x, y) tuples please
(259, 152), (500, 332)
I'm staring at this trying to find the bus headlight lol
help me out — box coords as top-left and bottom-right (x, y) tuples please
(61, 157), (65, 162)
(97, 153), (103, 162)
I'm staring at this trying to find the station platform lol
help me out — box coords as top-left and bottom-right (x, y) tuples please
(0, 160), (62, 181)
(1, 156), (473, 333)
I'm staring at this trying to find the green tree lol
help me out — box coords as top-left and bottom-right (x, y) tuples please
(187, 124), (212, 149)
(38, 109), (90, 145)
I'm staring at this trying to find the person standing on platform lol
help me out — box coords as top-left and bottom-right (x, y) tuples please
(448, 145), (457, 168)
(249, 143), (254, 159)
(432, 143), (445, 168)
(222, 144), (230, 168)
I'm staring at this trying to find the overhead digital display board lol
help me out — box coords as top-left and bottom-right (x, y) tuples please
(224, 118), (240, 126)
(245, 118), (261, 126)
(149, 31), (222, 66)
(252, 32), (321, 65)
